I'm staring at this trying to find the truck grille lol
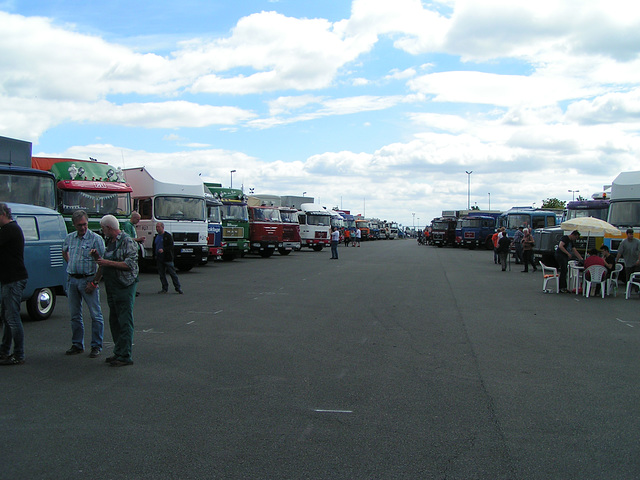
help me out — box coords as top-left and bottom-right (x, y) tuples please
(172, 232), (199, 242)
(223, 227), (243, 238)
(315, 231), (327, 239)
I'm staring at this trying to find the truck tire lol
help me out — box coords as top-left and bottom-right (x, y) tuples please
(312, 245), (323, 251)
(175, 260), (194, 272)
(26, 287), (56, 321)
(260, 249), (274, 258)
(278, 248), (291, 256)
(222, 253), (235, 261)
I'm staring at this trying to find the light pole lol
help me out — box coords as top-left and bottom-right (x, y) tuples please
(302, 191), (306, 197)
(417, 217), (420, 232)
(466, 171), (473, 210)
(230, 169), (236, 189)
(412, 212), (415, 233)
(488, 192), (491, 210)
(568, 189), (579, 201)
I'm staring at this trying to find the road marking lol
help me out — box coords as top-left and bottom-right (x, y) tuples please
(142, 328), (164, 334)
(188, 310), (223, 314)
(616, 318), (634, 328)
(186, 321), (195, 325)
(313, 409), (353, 414)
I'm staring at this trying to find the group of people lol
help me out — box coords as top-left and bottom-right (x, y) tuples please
(331, 227), (363, 259)
(492, 226), (538, 272)
(342, 228), (362, 247)
(0, 206), (184, 367)
(555, 228), (640, 293)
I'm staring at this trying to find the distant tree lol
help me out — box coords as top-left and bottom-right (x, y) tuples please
(470, 205), (479, 210)
(541, 198), (566, 209)
(575, 195), (587, 201)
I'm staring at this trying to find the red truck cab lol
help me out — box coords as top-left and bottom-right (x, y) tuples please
(248, 206), (283, 258)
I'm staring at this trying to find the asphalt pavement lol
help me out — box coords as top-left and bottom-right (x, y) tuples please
(2, 240), (640, 479)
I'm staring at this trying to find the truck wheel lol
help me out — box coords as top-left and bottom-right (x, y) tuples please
(485, 237), (494, 250)
(222, 254), (235, 261)
(175, 261), (194, 272)
(312, 245), (323, 252)
(278, 248), (291, 256)
(26, 288), (56, 321)
(260, 250), (274, 258)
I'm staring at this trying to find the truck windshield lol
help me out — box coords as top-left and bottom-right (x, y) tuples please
(61, 190), (131, 216)
(432, 221), (451, 230)
(253, 208), (281, 222)
(222, 204), (248, 221)
(608, 201), (640, 228)
(207, 205), (222, 223)
(154, 196), (205, 221)
(566, 208), (608, 221)
(0, 173), (56, 210)
(308, 214), (331, 226)
(462, 218), (483, 228)
(280, 211), (299, 224)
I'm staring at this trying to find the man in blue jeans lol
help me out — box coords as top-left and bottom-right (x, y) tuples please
(0, 203), (29, 366)
(62, 210), (105, 357)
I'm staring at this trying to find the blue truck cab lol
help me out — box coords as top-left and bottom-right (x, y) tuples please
(460, 213), (500, 249)
(8, 202), (67, 320)
(498, 207), (557, 237)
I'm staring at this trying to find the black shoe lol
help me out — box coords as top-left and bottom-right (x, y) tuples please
(89, 347), (101, 358)
(65, 345), (84, 355)
(0, 355), (24, 366)
(521, 270), (528, 273)
(176, 289), (184, 294)
(158, 290), (168, 294)
(109, 359), (134, 367)
(135, 291), (140, 297)
(105, 355), (117, 364)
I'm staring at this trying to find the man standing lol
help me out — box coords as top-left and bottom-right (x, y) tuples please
(62, 210), (105, 357)
(354, 227), (361, 247)
(555, 230), (583, 293)
(154, 222), (183, 294)
(497, 231), (511, 271)
(330, 226), (340, 259)
(513, 226), (524, 264)
(96, 215), (138, 367)
(123, 211), (146, 245)
(615, 229), (640, 282)
(0, 203), (28, 366)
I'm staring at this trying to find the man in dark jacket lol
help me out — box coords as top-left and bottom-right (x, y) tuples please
(497, 231), (512, 271)
(0, 203), (29, 365)
(154, 222), (183, 294)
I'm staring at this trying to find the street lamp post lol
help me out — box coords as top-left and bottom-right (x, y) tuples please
(230, 169), (236, 189)
(568, 189), (579, 201)
(466, 171), (473, 210)
(302, 191), (306, 197)
(488, 192), (491, 210)
(412, 212), (415, 234)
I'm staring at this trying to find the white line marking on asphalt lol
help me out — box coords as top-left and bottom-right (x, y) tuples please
(616, 318), (634, 327)
(186, 321), (195, 325)
(142, 329), (164, 334)
(188, 310), (223, 314)
(313, 409), (353, 413)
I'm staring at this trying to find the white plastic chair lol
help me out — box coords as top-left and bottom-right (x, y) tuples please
(583, 265), (607, 298)
(539, 261), (559, 294)
(625, 272), (640, 299)
(607, 263), (623, 296)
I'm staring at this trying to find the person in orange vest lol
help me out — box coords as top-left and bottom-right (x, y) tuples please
(344, 228), (351, 247)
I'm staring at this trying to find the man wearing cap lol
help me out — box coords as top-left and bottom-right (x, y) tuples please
(555, 230), (583, 293)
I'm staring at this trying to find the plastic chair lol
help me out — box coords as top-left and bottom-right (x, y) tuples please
(625, 272), (640, 299)
(568, 260), (581, 294)
(607, 263), (623, 296)
(583, 265), (607, 298)
(539, 261), (559, 294)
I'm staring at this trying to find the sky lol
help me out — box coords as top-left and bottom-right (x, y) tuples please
(2, 0), (640, 229)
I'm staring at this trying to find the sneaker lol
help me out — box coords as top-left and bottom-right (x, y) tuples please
(89, 347), (101, 358)
(109, 359), (134, 367)
(0, 355), (25, 366)
(176, 289), (184, 294)
(105, 355), (117, 364)
(65, 345), (84, 355)
(157, 290), (168, 294)
(560, 288), (569, 293)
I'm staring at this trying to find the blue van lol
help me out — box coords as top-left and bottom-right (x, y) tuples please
(8, 203), (67, 320)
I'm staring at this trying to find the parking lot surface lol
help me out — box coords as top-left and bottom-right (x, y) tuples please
(3, 240), (640, 479)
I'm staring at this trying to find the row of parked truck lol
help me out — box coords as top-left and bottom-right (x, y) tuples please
(423, 170), (640, 267)
(0, 135), (402, 322)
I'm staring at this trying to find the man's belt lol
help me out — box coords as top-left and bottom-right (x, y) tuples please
(69, 273), (94, 279)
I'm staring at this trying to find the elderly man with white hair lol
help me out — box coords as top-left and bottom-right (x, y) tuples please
(95, 215), (138, 367)
(521, 228), (538, 273)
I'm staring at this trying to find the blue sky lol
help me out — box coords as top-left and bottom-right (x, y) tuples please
(2, 0), (640, 228)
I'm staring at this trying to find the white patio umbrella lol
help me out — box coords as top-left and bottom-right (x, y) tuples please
(560, 216), (622, 255)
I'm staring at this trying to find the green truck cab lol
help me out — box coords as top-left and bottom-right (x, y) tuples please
(205, 183), (249, 260)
